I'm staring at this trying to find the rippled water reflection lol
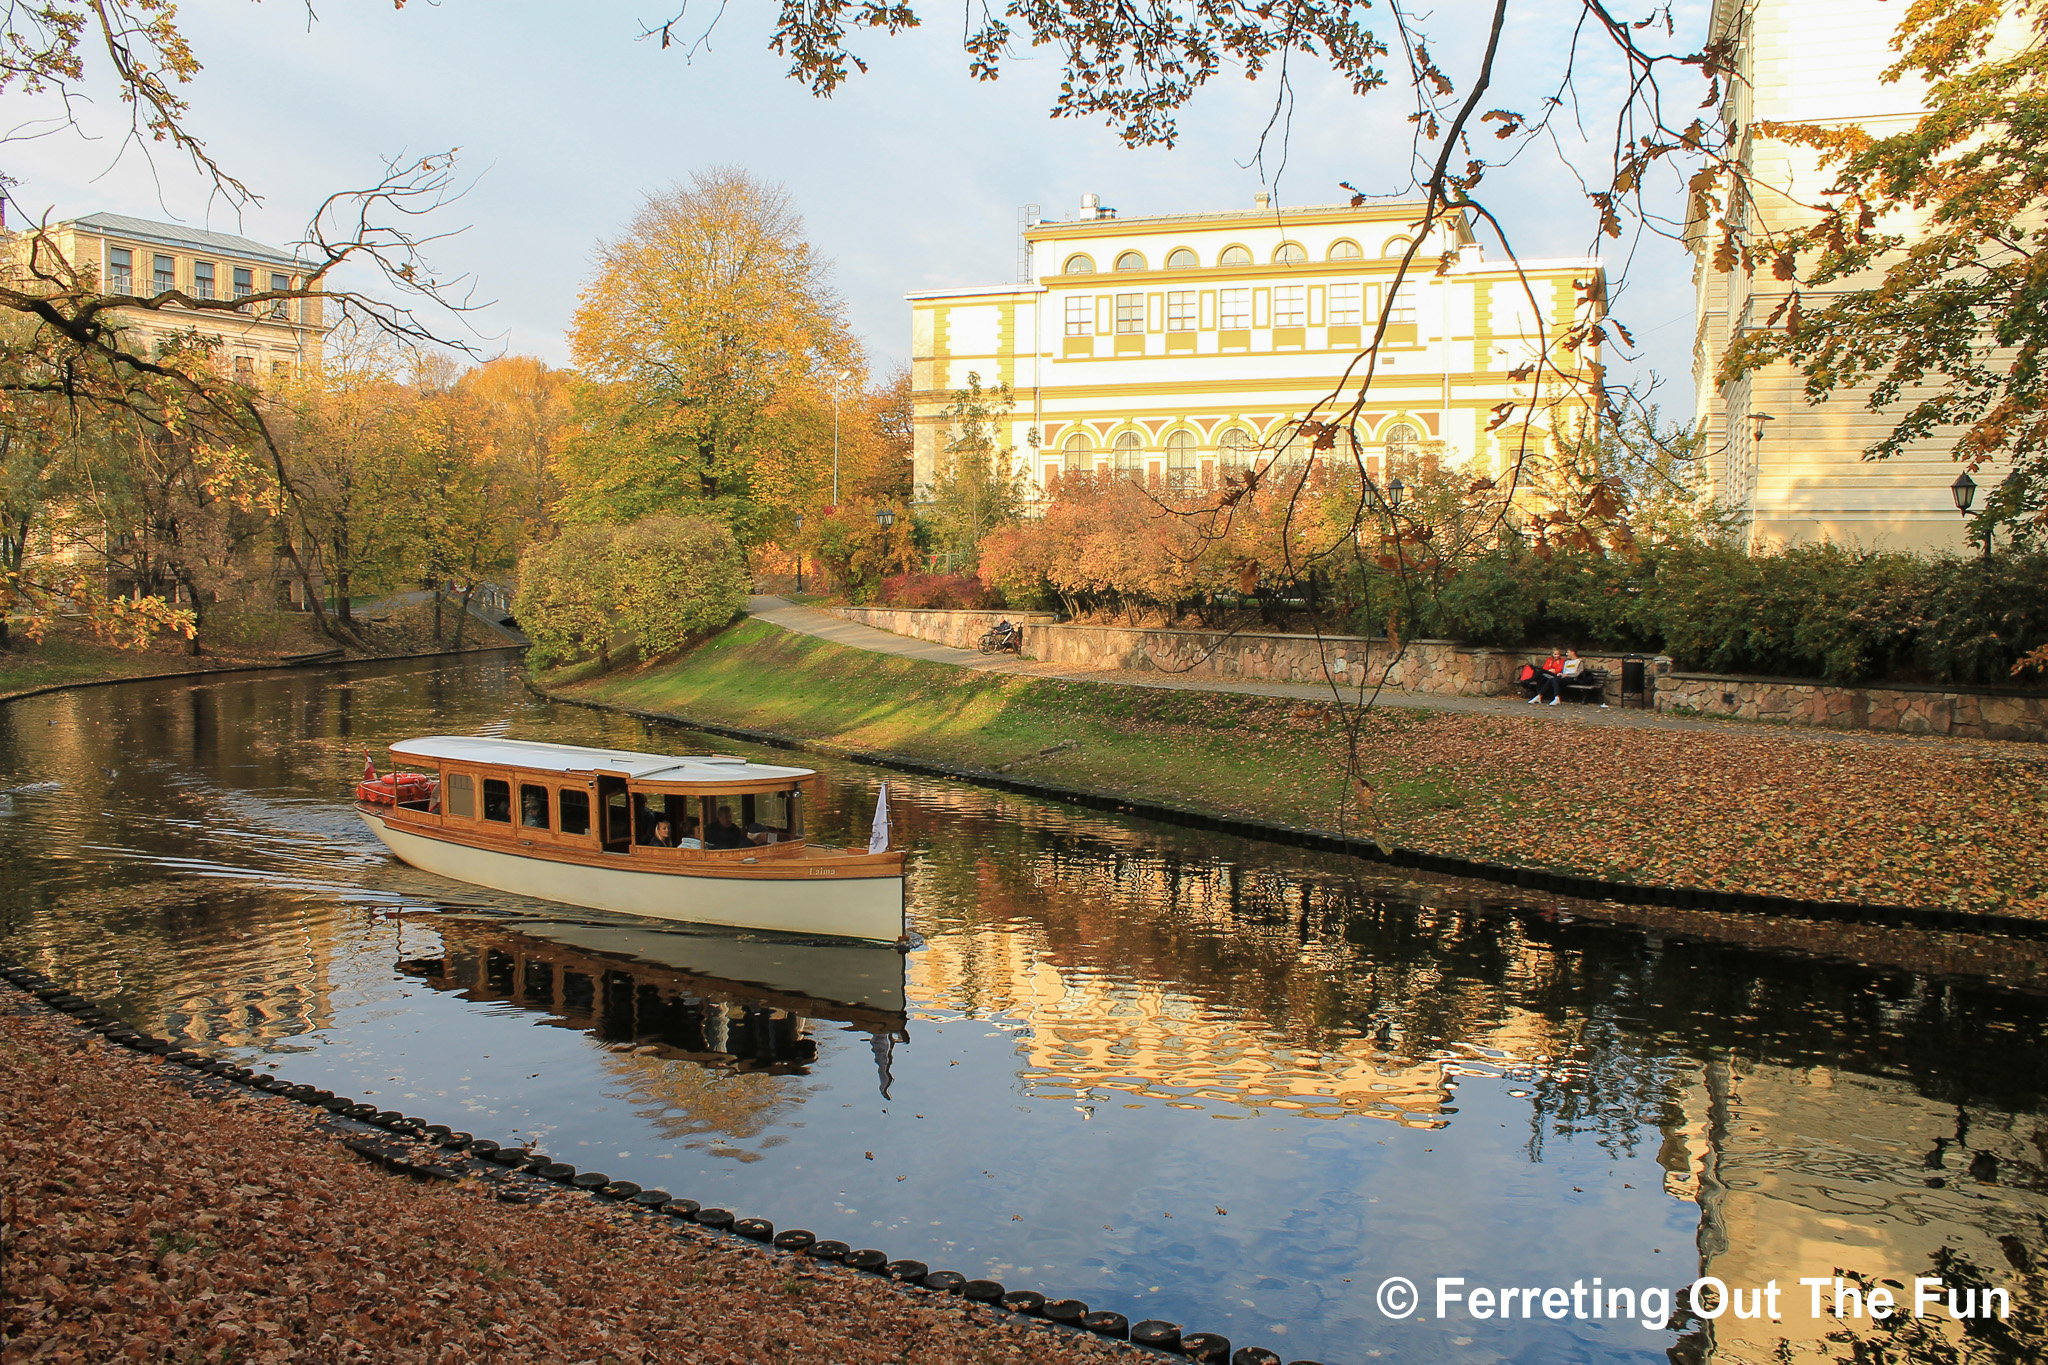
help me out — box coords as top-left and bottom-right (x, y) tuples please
(3, 655), (2045, 1365)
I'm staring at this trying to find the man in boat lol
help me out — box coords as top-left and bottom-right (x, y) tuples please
(704, 807), (750, 849)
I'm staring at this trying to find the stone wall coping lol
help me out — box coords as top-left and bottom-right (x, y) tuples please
(1666, 671), (2048, 701)
(837, 607), (1060, 623)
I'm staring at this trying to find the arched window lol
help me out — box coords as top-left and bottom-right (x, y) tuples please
(1273, 242), (1307, 265)
(1381, 236), (1412, 258)
(1218, 244), (1252, 267)
(1062, 432), (1095, 471)
(1383, 422), (1422, 461)
(1113, 431), (1144, 474)
(1064, 254), (1096, 275)
(1278, 421), (1311, 463)
(1164, 430), (1198, 490)
(1217, 427), (1255, 468)
(1166, 248), (1199, 269)
(1329, 239), (1363, 261)
(1114, 251), (1146, 272)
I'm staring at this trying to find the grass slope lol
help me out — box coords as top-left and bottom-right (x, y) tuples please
(556, 619), (2048, 918)
(556, 618), (1423, 831)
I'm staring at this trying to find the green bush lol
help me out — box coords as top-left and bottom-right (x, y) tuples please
(1354, 543), (2048, 686)
(516, 515), (749, 669)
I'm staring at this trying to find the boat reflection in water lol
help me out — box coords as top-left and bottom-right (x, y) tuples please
(399, 911), (908, 1091)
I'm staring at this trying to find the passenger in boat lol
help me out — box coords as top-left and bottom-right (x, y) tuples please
(745, 818), (783, 845)
(677, 816), (704, 850)
(649, 819), (676, 847)
(705, 807), (750, 849)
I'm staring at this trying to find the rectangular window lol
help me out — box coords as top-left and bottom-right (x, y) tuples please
(445, 773), (475, 819)
(233, 267), (253, 300)
(1114, 292), (1144, 334)
(559, 789), (592, 837)
(154, 255), (176, 293)
(1166, 290), (1197, 331)
(107, 248), (133, 295)
(270, 273), (292, 319)
(234, 355), (254, 380)
(1218, 288), (1251, 330)
(1273, 285), (1306, 328)
(520, 783), (550, 830)
(1064, 295), (1092, 336)
(193, 261), (216, 299)
(482, 778), (511, 823)
(1389, 288), (1416, 324)
(1329, 283), (1362, 326)
(271, 361), (291, 378)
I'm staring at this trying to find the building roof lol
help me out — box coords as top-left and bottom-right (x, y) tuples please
(386, 735), (815, 783)
(1023, 200), (1458, 240)
(68, 212), (312, 270)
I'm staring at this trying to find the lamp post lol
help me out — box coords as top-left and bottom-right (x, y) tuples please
(832, 370), (850, 507)
(1387, 476), (1405, 513)
(1951, 472), (1989, 561)
(875, 506), (897, 531)
(794, 514), (804, 594)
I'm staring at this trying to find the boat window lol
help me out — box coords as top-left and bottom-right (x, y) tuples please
(520, 784), (550, 831)
(482, 778), (511, 823)
(559, 788), (591, 837)
(445, 773), (475, 819)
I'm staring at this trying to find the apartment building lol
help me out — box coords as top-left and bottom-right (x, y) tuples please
(8, 211), (328, 380)
(1690, 0), (1985, 551)
(908, 194), (1605, 499)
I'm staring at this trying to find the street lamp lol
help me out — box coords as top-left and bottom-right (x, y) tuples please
(875, 506), (897, 530)
(1952, 472), (1994, 561)
(794, 514), (805, 594)
(832, 370), (851, 506)
(1388, 476), (1405, 512)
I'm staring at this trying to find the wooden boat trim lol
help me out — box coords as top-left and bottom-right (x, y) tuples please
(368, 802), (904, 881)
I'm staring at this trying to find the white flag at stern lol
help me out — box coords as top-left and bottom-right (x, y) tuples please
(867, 783), (891, 854)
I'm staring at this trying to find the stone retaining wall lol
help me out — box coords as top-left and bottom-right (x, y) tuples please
(1655, 673), (2048, 743)
(831, 607), (1059, 652)
(827, 606), (2048, 741)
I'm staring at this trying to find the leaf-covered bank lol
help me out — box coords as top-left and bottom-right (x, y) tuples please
(555, 620), (2048, 919)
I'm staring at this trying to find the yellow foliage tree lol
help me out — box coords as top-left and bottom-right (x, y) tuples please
(559, 168), (861, 545)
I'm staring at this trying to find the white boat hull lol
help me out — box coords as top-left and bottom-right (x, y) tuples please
(360, 810), (905, 943)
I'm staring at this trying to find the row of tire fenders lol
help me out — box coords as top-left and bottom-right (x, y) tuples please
(0, 955), (1319, 1365)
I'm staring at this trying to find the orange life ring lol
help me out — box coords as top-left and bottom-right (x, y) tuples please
(356, 773), (437, 806)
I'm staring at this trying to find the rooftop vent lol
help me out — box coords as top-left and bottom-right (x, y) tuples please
(1080, 192), (1116, 220)
(1254, 191), (1272, 210)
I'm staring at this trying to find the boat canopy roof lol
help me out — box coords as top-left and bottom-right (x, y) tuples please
(389, 735), (815, 784)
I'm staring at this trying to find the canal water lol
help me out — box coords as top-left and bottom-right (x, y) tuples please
(2, 654), (2044, 1365)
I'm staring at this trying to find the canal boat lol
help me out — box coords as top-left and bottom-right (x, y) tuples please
(355, 736), (905, 943)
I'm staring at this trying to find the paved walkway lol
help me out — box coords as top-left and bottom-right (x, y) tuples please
(748, 597), (2040, 753)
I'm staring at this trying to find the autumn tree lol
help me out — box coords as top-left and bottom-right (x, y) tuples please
(270, 338), (424, 634)
(559, 169), (860, 544)
(462, 356), (573, 542)
(923, 373), (1030, 571)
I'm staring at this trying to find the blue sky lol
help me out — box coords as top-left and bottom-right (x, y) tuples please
(12, 0), (1707, 409)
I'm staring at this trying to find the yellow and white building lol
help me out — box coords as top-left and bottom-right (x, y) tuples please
(908, 194), (1605, 498)
(6, 211), (328, 379)
(1690, 0), (1992, 552)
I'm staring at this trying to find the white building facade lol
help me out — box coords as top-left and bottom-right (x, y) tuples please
(910, 196), (1605, 500)
(1691, 0), (1990, 552)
